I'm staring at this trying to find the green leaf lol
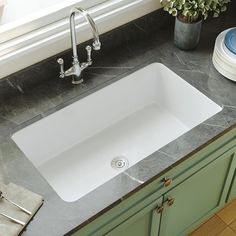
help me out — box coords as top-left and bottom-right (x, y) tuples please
(159, 0), (231, 21)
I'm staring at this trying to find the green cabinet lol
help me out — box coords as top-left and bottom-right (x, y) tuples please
(105, 196), (162, 236)
(72, 127), (236, 236)
(159, 149), (235, 236)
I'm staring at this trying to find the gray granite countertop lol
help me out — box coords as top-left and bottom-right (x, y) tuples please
(0, 4), (236, 236)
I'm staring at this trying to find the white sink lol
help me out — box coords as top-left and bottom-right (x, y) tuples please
(12, 63), (222, 202)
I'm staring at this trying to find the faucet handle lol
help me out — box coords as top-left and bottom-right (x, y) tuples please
(92, 41), (101, 51)
(85, 45), (92, 66)
(57, 58), (65, 78)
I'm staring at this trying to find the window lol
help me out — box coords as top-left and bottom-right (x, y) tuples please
(0, 0), (161, 79)
(0, 0), (107, 43)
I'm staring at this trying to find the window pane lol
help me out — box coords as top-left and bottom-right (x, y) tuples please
(0, 0), (107, 43)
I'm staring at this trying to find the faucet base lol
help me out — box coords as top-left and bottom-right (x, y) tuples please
(56, 7), (101, 85)
(72, 76), (83, 85)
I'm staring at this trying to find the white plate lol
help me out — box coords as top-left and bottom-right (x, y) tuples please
(215, 28), (236, 64)
(214, 49), (236, 75)
(213, 51), (236, 82)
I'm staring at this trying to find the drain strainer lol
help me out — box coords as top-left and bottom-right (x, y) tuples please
(111, 156), (129, 170)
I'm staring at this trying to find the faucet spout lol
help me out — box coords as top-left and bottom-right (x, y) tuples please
(70, 7), (101, 61)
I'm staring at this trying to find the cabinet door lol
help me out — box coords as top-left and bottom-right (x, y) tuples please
(105, 196), (163, 236)
(159, 150), (234, 236)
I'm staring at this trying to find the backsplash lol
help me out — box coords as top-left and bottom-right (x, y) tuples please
(1, 0), (235, 97)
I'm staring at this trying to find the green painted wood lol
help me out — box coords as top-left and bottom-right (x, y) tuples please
(228, 171), (236, 202)
(227, 152), (236, 202)
(150, 208), (161, 236)
(106, 212), (151, 236)
(183, 149), (236, 235)
(105, 196), (163, 236)
(159, 149), (235, 236)
(74, 188), (164, 236)
(72, 127), (236, 236)
(223, 152), (236, 203)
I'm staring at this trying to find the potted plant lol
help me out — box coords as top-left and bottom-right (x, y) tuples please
(160, 0), (231, 50)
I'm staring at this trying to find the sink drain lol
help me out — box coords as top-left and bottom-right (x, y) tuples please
(111, 156), (129, 170)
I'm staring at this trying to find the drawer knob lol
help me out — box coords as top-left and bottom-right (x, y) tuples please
(166, 197), (175, 207)
(156, 205), (164, 214)
(163, 177), (172, 187)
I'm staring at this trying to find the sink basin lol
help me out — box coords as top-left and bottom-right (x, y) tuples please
(12, 63), (222, 202)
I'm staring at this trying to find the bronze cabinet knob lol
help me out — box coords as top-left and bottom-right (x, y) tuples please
(156, 205), (164, 214)
(162, 177), (172, 187)
(166, 197), (175, 207)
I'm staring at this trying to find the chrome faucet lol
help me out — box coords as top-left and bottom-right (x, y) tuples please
(57, 7), (101, 84)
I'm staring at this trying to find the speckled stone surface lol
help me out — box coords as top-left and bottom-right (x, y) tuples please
(0, 2), (236, 236)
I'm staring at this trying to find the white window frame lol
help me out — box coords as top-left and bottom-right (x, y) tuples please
(0, 0), (107, 43)
(0, 0), (161, 79)
(0, 0), (6, 20)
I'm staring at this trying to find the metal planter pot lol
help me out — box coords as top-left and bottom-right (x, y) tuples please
(174, 16), (202, 50)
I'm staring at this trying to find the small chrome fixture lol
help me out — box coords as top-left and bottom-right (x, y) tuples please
(111, 156), (129, 170)
(57, 7), (101, 84)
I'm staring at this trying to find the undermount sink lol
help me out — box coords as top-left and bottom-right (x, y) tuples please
(12, 63), (222, 202)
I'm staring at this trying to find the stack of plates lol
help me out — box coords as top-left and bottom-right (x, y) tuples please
(212, 28), (236, 82)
